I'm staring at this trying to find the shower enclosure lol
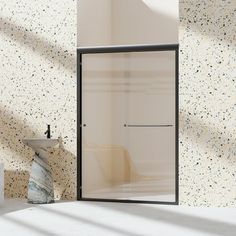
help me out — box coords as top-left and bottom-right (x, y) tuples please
(77, 44), (178, 204)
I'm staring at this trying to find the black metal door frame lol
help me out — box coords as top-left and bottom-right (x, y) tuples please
(77, 44), (179, 205)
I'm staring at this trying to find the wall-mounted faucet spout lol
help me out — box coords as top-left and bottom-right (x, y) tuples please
(44, 124), (51, 139)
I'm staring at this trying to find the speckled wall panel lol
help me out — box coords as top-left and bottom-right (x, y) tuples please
(0, 0), (235, 206)
(179, 0), (236, 206)
(0, 0), (76, 199)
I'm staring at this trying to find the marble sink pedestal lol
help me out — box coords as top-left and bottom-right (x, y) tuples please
(23, 139), (59, 204)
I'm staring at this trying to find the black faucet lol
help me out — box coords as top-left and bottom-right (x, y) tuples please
(44, 124), (51, 139)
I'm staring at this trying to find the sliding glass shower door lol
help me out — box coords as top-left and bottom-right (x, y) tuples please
(78, 45), (178, 204)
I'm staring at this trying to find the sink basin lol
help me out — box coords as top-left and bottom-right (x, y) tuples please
(23, 138), (59, 204)
(23, 138), (59, 149)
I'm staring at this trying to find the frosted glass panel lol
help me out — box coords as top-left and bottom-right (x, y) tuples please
(81, 50), (176, 202)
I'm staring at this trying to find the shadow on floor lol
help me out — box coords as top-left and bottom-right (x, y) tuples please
(2, 214), (57, 236)
(85, 202), (236, 236)
(2, 201), (236, 236)
(0, 199), (32, 216)
(37, 204), (143, 236)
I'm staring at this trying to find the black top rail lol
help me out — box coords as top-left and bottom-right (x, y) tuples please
(77, 44), (179, 54)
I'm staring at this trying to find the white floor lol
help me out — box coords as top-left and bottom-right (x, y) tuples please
(0, 200), (236, 236)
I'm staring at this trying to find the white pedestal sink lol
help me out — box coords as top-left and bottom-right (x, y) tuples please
(23, 138), (59, 204)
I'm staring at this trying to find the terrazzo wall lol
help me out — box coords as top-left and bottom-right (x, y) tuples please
(0, 0), (76, 199)
(179, 0), (236, 206)
(0, 0), (235, 206)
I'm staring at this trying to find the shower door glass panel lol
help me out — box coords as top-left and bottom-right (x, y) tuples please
(81, 50), (176, 202)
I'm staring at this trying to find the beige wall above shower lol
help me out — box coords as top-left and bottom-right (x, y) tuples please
(77, 0), (179, 46)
